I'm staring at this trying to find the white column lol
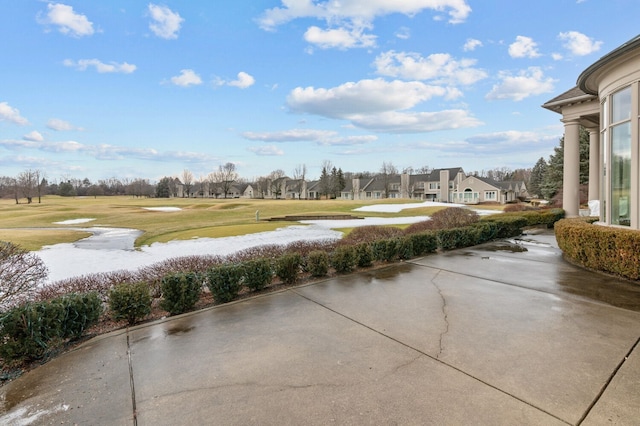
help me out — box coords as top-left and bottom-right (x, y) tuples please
(562, 118), (581, 217)
(587, 127), (600, 202)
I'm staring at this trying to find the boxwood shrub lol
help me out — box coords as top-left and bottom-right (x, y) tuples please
(206, 264), (244, 303)
(355, 243), (374, 267)
(307, 250), (330, 277)
(555, 218), (640, 280)
(275, 253), (302, 284)
(160, 272), (202, 315)
(330, 246), (357, 273)
(109, 282), (152, 325)
(242, 258), (273, 291)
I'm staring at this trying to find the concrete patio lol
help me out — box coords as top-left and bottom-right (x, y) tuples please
(1, 230), (639, 425)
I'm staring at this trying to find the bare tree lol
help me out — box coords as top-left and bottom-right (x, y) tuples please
(0, 242), (48, 309)
(17, 169), (37, 203)
(292, 163), (307, 199)
(380, 161), (398, 198)
(215, 162), (239, 198)
(181, 169), (194, 198)
(269, 169), (286, 199)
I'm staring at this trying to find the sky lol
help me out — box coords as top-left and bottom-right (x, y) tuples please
(1, 1), (639, 184)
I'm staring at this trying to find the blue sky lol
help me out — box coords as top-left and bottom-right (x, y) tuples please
(1, 1), (638, 183)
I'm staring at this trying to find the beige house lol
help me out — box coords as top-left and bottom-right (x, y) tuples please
(543, 35), (640, 229)
(453, 175), (529, 204)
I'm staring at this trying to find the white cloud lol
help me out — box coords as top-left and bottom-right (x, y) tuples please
(287, 78), (453, 119)
(558, 31), (602, 56)
(242, 129), (337, 142)
(63, 59), (137, 74)
(248, 145), (284, 156)
(349, 110), (482, 133)
(463, 38), (482, 51)
(228, 72), (256, 89)
(416, 130), (559, 156)
(0, 102), (29, 125)
(148, 4), (184, 39)
(47, 118), (82, 131)
(395, 27), (411, 40)
(257, 0), (472, 30)
(304, 25), (376, 49)
(170, 69), (202, 87)
(508, 36), (541, 58)
(486, 67), (556, 101)
(241, 129), (377, 145)
(38, 3), (94, 37)
(374, 51), (487, 85)
(23, 131), (44, 142)
(286, 78), (480, 133)
(551, 53), (563, 61)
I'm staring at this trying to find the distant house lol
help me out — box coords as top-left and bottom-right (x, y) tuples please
(453, 175), (530, 204)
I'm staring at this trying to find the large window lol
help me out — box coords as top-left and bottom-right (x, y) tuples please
(609, 87), (632, 226)
(484, 191), (497, 201)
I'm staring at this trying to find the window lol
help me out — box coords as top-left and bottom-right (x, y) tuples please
(609, 87), (631, 226)
(429, 182), (440, 190)
(484, 191), (497, 201)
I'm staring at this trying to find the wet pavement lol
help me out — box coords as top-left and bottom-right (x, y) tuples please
(1, 229), (639, 425)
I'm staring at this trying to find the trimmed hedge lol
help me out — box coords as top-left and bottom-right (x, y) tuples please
(109, 282), (152, 326)
(206, 264), (244, 303)
(160, 272), (202, 315)
(0, 292), (101, 363)
(330, 246), (357, 273)
(242, 258), (273, 291)
(555, 218), (640, 280)
(307, 250), (330, 277)
(275, 253), (302, 284)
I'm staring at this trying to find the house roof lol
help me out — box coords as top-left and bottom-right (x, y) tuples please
(578, 34), (640, 94)
(541, 86), (596, 114)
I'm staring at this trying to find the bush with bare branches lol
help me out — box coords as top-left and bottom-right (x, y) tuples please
(0, 241), (48, 310)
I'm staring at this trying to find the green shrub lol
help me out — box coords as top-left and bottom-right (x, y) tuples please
(330, 246), (356, 273)
(0, 301), (65, 363)
(480, 215), (528, 238)
(59, 292), (102, 339)
(396, 236), (414, 260)
(275, 253), (302, 284)
(108, 282), (152, 326)
(435, 228), (467, 250)
(371, 239), (399, 262)
(242, 258), (273, 291)
(355, 243), (374, 267)
(470, 221), (499, 244)
(206, 264), (244, 303)
(160, 272), (202, 315)
(307, 250), (329, 277)
(555, 218), (640, 280)
(408, 232), (438, 256)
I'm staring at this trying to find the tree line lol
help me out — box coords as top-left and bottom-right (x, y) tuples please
(3, 129), (583, 204)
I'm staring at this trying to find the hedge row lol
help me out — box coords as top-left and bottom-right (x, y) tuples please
(0, 292), (101, 364)
(555, 218), (640, 280)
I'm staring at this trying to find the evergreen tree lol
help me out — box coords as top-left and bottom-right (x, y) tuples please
(319, 166), (330, 199)
(529, 157), (547, 197)
(156, 177), (172, 198)
(541, 127), (590, 200)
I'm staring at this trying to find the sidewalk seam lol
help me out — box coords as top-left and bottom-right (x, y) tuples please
(290, 288), (572, 426)
(127, 330), (138, 426)
(576, 335), (640, 425)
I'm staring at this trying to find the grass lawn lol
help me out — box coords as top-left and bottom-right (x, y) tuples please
(0, 196), (448, 250)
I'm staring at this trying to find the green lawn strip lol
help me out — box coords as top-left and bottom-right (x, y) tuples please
(0, 229), (93, 251)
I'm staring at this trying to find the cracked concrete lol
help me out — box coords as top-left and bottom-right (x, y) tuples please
(1, 229), (640, 425)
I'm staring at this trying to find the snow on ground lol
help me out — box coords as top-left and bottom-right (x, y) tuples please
(143, 207), (182, 212)
(54, 218), (95, 225)
(36, 201), (499, 283)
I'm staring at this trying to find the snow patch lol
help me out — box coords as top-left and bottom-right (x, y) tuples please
(53, 218), (95, 225)
(143, 207), (182, 212)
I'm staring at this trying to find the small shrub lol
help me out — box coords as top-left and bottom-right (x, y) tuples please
(408, 232), (437, 256)
(160, 272), (202, 315)
(206, 264), (244, 303)
(59, 292), (102, 339)
(396, 236), (414, 260)
(355, 243), (374, 267)
(503, 203), (537, 212)
(275, 253), (302, 284)
(480, 215), (528, 238)
(340, 226), (403, 245)
(371, 239), (399, 262)
(108, 282), (152, 326)
(0, 301), (65, 363)
(330, 246), (356, 273)
(428, 207), (479, 229)
(242, 258), (273, 291)
(307, 250), (330, 277)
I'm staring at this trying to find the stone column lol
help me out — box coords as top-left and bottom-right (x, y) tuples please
(586, 127), (600, 202)
(562, 118), (581, 217)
